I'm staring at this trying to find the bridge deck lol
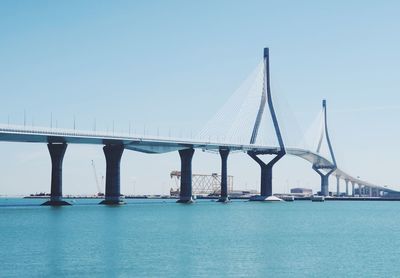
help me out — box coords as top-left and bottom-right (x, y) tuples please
(0, 124), (392, 192)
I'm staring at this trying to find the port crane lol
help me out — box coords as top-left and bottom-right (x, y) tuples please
(91, 160), (104, 196)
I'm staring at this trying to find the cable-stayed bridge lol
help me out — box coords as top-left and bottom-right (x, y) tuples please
(0, 48), (396, 205)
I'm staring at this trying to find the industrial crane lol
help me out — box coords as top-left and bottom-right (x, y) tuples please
(91, 160), (104, 196)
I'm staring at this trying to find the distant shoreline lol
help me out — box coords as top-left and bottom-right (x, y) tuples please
(1, 195), (400, 201)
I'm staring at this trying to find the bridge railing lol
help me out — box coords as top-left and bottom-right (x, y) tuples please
(0, 123), (176, 141)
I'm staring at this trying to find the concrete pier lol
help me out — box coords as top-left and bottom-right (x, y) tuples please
(351, 181), (355, 197)
(248, 151), (284, 201)
(313, 167), (335, 196)
(260, 164), (273, 197)
(42, 143), (71, 206)
(336, 175), (340, 196)
(345, 180), (349, 196)
(321, 174), (329, 196)
(100, 144), (125, 205)
(177, 148), (195, 203)
(217, 149), (230, 203)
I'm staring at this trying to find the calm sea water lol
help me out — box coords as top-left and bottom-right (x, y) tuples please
(1, 198), (400, 277)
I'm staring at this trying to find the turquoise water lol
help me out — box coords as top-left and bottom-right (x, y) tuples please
(1, 199), (400, 277)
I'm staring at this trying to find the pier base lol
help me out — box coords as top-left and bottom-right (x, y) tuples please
(41, 199), (71, 206)
(41, 143), (70, 206)
(217, 197), (230, 203)
(249, 195), (283, 202)
(100, 144), (125, 205)
(177, 148), (195, 204)
(176, 196), (195, 204)
(99, 198), (125, 205)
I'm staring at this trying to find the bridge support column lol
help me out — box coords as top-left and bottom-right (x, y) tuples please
(313, 167), (335, 197)
(351, 182), (355, 197)
(259, 164), (273, 197)
(42, 143), (70, 206)
(177, 148), (195, 203)
(336, 176), (340, 197)
(217, 149), (230, 203)
(248, 151), (285, 201)
(321, 175), (329, 196)
(369, 187), (373, 197)
(345, 180), (349, 196)
(248, 152), (284, 201)
(100, 144), (125, 205)
(358, 184), (363, 197)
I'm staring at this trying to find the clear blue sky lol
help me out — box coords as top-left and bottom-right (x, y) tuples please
(0, 0), (399, 195)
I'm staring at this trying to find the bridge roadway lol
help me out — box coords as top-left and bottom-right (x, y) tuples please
(0, 124), (394, 204)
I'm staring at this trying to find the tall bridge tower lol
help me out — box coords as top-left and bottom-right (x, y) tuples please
(312, 99), (337, 196)
(247, 47), (286, 201)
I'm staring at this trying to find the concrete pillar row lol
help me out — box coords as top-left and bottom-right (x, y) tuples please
(42, 143), (70, 206)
